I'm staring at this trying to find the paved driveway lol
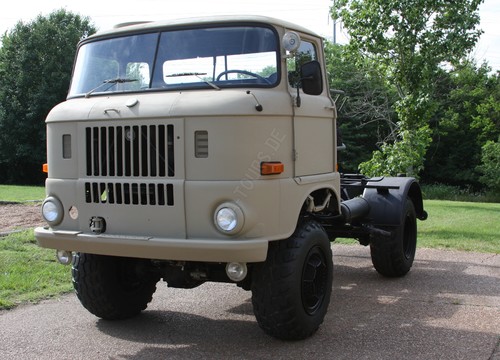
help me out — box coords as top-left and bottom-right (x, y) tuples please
(1, 245), (499, 360)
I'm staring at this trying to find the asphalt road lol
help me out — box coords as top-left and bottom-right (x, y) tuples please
(1, 244), (499, 360)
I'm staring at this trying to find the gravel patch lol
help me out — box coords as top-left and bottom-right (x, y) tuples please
(0, 203), (44, 234)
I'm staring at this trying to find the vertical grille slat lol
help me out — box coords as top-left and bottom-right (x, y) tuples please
(124, 126), (132, 176)
(116, 127), (123, 176)
(108, 128), (115, 176)
(158, 184), (165, 205)
(92, 183), (99, 203)
(116, 183), (123, 204)
(101, 127), (108, 176)
(167, 124), (175, 176)
(166, 184), (174, 206)
(133, 126), (140, 177)
(124, 183), (131, 204)
(150, 125), (157, 177)
(142, 127), (146, 175)
(92, 127), (99, 176)
(159, 125), (166, 177)
(86, 124), (175, 178)
(86, 128), (92, 176)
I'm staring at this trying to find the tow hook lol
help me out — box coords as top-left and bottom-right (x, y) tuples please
(89, 216), (106, 234)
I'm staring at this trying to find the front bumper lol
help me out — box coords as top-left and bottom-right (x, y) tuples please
(35, 227), (268, 262)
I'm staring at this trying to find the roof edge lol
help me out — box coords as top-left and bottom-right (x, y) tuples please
(91, 15), (320, 39)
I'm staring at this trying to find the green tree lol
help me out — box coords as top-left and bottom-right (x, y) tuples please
(422, 61), (499, 190)
(0, 9), (96, 184)
(332, 0), (484, 177)
(325, 42), (396, 172)
(471, 72), (500, 143)
(478, 138), (500, 193)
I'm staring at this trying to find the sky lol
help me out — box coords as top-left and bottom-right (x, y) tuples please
(0, 0), (499, 71)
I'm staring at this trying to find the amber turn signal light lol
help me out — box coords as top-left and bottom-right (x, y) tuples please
(43, 163), (48, 173)
(261, 161), (284, 175)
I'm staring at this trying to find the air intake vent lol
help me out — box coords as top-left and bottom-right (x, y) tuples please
(195, 130), (208, 158)
(62, 134), (72, 159)
(85, 182), (174, 206)
(86, 124), (175, 177)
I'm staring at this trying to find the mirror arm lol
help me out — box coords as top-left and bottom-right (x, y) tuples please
(296, 85), (301, 107)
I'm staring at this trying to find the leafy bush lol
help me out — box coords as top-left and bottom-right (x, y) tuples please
(478, 139), (500, 193)
(422, 183), (500, 203)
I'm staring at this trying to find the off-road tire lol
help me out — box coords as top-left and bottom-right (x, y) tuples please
(251, 220), (333, 340)
(72, 253), (160, 320)
(370, 198), (417, 277)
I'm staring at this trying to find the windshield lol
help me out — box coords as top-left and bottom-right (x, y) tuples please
(69, 25), (279, 97)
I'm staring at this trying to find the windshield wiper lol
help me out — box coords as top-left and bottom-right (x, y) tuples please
(85, 78), (138, 98)
(166, 72), (220, 90)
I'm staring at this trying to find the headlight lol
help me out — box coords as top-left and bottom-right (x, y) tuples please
(42, 196), (64, 226)
(217, 208), (237, 231)
(214, 203), (244, 234)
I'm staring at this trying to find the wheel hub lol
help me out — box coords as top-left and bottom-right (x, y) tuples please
(301, 246), (328, 315)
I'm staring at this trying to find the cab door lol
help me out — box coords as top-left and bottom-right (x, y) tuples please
(289, 39), (336, 177)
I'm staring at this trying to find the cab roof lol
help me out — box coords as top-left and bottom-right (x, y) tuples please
(88, 15), (320, 40)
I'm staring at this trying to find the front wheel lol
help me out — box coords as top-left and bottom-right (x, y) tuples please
(370, 198), (417, 277)
(251, 220), (333, 340)
(72, 253), (160, 320)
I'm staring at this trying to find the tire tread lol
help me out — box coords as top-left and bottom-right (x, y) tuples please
(251, 221), (333, 340)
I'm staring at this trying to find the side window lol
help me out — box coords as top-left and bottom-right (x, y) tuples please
(288, 41), (317, 87)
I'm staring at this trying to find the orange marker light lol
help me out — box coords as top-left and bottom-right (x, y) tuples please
(43, 163), (48, 173)
(261, 162), (284, 175)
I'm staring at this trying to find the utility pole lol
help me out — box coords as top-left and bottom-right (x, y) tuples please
(332, 0), (337, 44)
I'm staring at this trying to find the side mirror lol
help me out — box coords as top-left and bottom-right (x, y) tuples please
(300, 60), (323, 96)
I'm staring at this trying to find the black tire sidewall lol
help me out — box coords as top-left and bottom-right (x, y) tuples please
(370, 198), (417, 277)
(400, 199), (417, 265)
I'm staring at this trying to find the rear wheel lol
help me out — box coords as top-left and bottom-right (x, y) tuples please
(251, 220), (333, 340)
(72, 253), (160, 319)
(370, 198), (417, 277)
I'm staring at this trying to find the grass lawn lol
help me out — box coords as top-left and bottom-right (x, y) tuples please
(418, 200), (500, 253)
(0, 230), (72, 309)
(0, 185), (45, 202)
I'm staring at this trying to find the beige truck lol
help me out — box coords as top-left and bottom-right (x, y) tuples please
(35, 15), (427, 340)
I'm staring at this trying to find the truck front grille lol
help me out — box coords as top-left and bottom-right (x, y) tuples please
(85, 182), (174, 206)
(85, 124), (175, 177)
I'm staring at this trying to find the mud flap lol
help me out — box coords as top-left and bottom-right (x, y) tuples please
(362, 177), (426, 228)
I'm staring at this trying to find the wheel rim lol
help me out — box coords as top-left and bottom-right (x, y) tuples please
(301, 246), (328, 315)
